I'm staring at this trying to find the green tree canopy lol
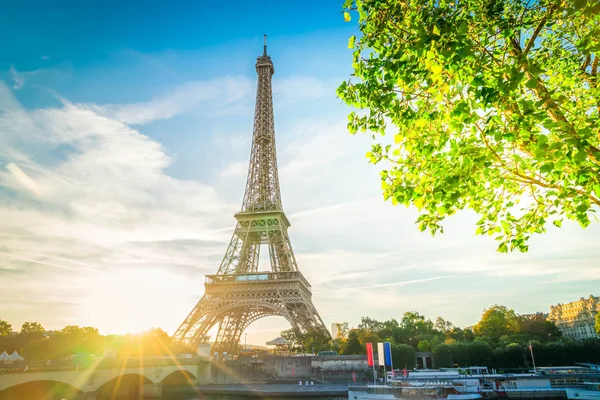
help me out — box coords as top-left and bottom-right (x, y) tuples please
(435, 317), (454, 333)
(473, 305), (520, 340)
(21, 321), (45, 334)
(0, 319), (11, 337)
(343, 329), (364, 355)
(392, 343), (416, 369)
(417, 339), (431, 352)
(596, 313), (600, 335)
(518, 314), (561, 342)
(339, 0), (600, 252)
(280, 327), (332, 353)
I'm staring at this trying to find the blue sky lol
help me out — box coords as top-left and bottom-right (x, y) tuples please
(1, 1), (599, 344)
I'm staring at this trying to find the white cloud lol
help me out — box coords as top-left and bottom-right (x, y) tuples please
(97, 76), (253, 125)
(2, 67), (600, 342)
(9, 66), (24, 90)
(0, 81), (235, 333)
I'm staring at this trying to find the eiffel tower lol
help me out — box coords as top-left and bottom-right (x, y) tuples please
(172, 36), (329, 355)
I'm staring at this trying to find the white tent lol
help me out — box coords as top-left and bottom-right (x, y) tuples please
(0, 351), (9, 361)
(8, 351), (24, 361)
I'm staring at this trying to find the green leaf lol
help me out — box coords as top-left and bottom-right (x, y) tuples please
(431, 64), (443, 75)
(574, 150), (587, 163)
(553, 220), (562, 227)
(343, 11), (351, 22)
(540, 163), (554, 173)
(574, 0), (587, 9)
(525, 79), (538, 89)
(348, 35), (356, 49)
(433, 25), (440, 36)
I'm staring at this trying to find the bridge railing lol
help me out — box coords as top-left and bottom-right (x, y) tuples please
(0, 357), (204, 374)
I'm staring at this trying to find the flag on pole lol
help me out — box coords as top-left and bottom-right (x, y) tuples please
(384, 342), (393, 367)
(377, 342), (385, 366)
(366, 343), (374, 367)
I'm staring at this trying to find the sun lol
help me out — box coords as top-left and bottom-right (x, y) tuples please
(78, 268), (200, 335)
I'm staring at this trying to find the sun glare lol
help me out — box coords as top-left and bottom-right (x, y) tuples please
(79, 269), (200, 335)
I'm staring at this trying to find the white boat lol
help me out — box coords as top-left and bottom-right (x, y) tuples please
(348, 383), (481, 400)
(351, 366), (600, 400)
(565, 382), (600, 400)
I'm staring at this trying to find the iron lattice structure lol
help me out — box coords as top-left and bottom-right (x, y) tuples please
(172, 38), (329, 355)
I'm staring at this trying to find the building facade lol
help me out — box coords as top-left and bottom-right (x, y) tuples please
(549, 294), (600, 340)
(331, 323), (342, 339)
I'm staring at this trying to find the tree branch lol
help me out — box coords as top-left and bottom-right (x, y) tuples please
(522, 4), (556, 57)
(476, 121), (600, 207)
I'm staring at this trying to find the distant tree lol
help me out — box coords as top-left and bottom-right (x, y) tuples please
(280, 327), (331, 353)
(445, 327), (466, 343)
(280, 328), (300, 349)
(469, 342), (493, 366)
(377, 319), (400, 340)
(356, 328), (382, 347)
(358, 317), (384, 332)
(433, 343), (453, 368)
(401, 311), (434, 337)
(435, 317), (453, 333)
(417, 340), (431, 352)
(302, 327), (332, 353)
(343, 329), (363, 355)
(339, 0), (600, 253)
(143, 328), (173, 356)
(392, 343), (416, 369)
(0, 319), (11, 337)
(504, 343), (527, 368)
(337, 322), (350, 339)
(59, 325), (104, 356)
(518, 314), (560, 342)
(596, 313), (600, 335)
(21, 322), (45, 334)
(474, 305), (520, 341)
(463, 328), (475, 342)
(25, 339), (52, 360)
(451, 342), (472, 366)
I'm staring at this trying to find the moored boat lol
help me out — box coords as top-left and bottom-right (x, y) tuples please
(565, 382), (600, 400)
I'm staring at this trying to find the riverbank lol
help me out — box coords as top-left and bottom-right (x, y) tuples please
(166, 383), (349, 398)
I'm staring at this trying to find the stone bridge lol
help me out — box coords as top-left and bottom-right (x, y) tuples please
(0, 358), (210, 397)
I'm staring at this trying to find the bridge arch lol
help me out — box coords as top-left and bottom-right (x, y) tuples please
(95, 373), (152, 398)
(161, 369), (197, 386)
(0, 380), (82, 400)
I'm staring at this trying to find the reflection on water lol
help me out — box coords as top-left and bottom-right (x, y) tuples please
(94, 397), (346, 400)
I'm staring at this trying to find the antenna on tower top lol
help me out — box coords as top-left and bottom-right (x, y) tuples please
(263, 34), (267, 56)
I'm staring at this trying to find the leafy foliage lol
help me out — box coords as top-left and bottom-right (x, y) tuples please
(343, 329), (363, 355)
(280, 327), (333, 353)
(392, 343), (416, 368)
(0, 321), (180, 361)
(20, 321), (45, 334)
(417, 339), (431, 352)
(473, 305), (520, 340)
(596, 313), (600, 335)
(338, 0), (600, 252)
(0, 319), (11, 337)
